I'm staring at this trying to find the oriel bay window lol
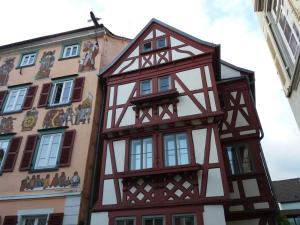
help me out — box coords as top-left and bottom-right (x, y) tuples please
(226, 144), (254, 175)
(130, 137), (153, 170)
(164, 133), (189, 166)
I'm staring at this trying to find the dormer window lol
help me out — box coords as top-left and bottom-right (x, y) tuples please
(159, 75), (170, 92)
(157, 37), (166, 49)
(143, 42), (152, 52)
(140, 80), (152, 96)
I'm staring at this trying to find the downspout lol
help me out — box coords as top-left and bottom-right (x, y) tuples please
(87, 75), (106, 225)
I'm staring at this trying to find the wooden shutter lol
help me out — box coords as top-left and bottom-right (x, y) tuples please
(19, 135), (38, 171)
(48, 213), (64, 225)
(59, 130), (76, 167)
(0, 90), (8, 110)
(71, 77), (85, 102)
(23, 86), (38, 110)
(2, 216), (17, 225)
(37, 83), (51, 107)
(2, 136), (23, 172)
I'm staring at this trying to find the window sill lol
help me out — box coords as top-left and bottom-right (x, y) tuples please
(16, 64), (36, 69)
(1, 109), (23, 116)
(58, 55), (80, 61)
(46, 102), (72, 109)
(130, 89), (179, 107)
(118, 164), (202, 178)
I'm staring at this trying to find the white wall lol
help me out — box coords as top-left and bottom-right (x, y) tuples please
(203, 205), (226, 225)
(90, 212), (109, 225)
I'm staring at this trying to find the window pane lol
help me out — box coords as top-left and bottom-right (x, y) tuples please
(24, 218), (35, 225)
(288, 218), (296, 225)
(143, 42), (152, 52)
(72, 46), (78, 56)
(116, 221), (124, 225)
(131, 140), (142, 170)
(176, 133), (189, 165)
(154, 218), (163, 225)
(185, 216), (194, 225)
(159, 76), (170, 91)
(144, 219), (153, 225)
(38, 218), (47, 225)
(61, 81), (72, 103)
(226, 147), (237, 174)
(143, 138), (153, 169)
(15, 89), (26, 110)
(290, 34), (299, 56)
(239, 146), (252, 173)
(141, 80), (151, 95)
(126, 220), (134, 225)
(29, 55), (35, 64)
(164, 135), (176, 166)
(284, 22), (292, 42)
(157, 38), (166, 49)
(53, 83), (63, 104)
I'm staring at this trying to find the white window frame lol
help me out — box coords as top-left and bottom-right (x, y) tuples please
(142, 216), (165, 225)
(115, 217), (136, 225)
(172, 214), (196, 225)
(50, 80), (73, 106)
(158, 75), (171, 92)
(140, 80), (152, 96)
(34, 133), (63, 170)
(17, 208), (53, 225)
(164, 133), (190, 167)
(130, 137), (153, 170)
(20, 53), (37, 67)
(21, 215), (48, 225)
(0, 139), (10, 172)
(62, 44), (79, 58)
(3, 87), (28, 113)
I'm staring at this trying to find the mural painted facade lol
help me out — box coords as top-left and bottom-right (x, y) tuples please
(22, 108), (39, 131)
(0, 57), (15, 86)
(0, 116), (15, 133)
(78, 41), (99, 72)
(36, 50), (55, 79)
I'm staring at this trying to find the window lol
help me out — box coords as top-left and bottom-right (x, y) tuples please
(143, 42), (152, 52)
(143, 217), (164, 225)
(3, 87), (27, 113)
(0, 139), (10, 172)
(288, 216), (300, 225)
(22, 216), (47, 225)
(173, 215), (195, 225)
(157, 38), (166, 49)
(164, 133), (189, 166)
(140, 80), (152, 96)
(20, 53), (37, 67)
(226, 144), (253, 175)
(62, 44), (79, 58)
(159, 76), (170, 92)
(50, 80), (73, 106)
(130, 137), (153, 170)
(115, 218), (135, 225)
(34, 133), (62, 170)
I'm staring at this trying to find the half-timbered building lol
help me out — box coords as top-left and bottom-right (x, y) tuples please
(90, 19), (277, 225)
(0, 25), (129, 225)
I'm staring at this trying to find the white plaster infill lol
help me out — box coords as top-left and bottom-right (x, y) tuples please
(0, 191), (81, 201)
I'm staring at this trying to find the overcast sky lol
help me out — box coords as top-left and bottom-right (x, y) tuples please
(1, 0), (299, 181)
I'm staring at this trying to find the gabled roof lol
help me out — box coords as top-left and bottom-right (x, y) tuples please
(273, 178), (300, 203)
(99, 18), (219, 76)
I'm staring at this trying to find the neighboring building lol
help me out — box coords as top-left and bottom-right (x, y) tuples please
(90, 18), (277, 225)
(253, 0), (300, 128)
(0, 26), (129, 225)
(273, 178), (300, 224)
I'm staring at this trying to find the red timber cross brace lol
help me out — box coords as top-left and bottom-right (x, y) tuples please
(91, 18), (277, 225)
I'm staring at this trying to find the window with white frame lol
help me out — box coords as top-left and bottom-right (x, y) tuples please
(158, 76), (170, 92)
(3, 87), (27, 113)
(0, 139), (10, 171)
(140, 80), (152, 96)
(172, 215), (195, 225)
(130, 137), (153, 170)
(22, 216), (47, 225)
(164, 133), (189, 166)
(50, 80), (73, 106)
(226, 144), (253, 175)
(115, 218), (135, 225)
(20, 53), (37, 67)
(34, 133), (62, 170)
(62, 44), (79, 58)
(143, 216), (164, 225)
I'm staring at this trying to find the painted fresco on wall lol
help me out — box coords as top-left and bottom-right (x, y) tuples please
(22, 108), (39, 131)
(20, 171), (81, 191)
(0, 57), (15, 86)
(78, 41), (99, 72)
(36, 50), (55, 79)
(42, 96), (92, 128)
(0, 116), (16, 134)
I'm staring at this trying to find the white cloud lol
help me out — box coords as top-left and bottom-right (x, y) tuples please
(1, 0), (299, 180)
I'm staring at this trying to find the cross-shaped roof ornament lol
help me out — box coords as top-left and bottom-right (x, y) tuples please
(88, 11), (101, 28)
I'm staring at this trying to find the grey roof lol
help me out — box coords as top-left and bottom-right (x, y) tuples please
(99, 18), (218, 76)
(221, 59), (254, 74)
(273, 178), (300, 203)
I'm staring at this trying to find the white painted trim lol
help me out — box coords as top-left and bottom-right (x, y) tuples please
(17, 208), (54, 216)
(0, 191), (81, 201)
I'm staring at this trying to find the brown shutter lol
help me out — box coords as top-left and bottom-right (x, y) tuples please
(2, 216), (18, 225)
(59, 130), (76, 167)
(2, 136), (23, 172)
(19, 135), (38, 171)
(37, 83), (51, 108)
(23, 86), (38, 110)
(48, 213), (64, 225)
(71, 77), (85, 102)
(0, 90), (8, 110)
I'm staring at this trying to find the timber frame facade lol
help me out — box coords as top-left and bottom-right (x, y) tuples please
(91, 19), (277, 225)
